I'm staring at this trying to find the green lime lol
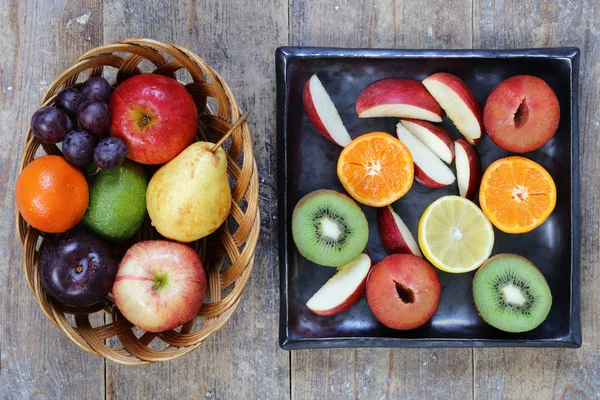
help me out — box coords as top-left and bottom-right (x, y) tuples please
(83, 160), (148, 242)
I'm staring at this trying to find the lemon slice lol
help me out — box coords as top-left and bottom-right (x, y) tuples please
(418, 196), (494, 273)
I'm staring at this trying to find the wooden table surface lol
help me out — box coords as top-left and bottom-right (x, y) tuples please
(1, 0), (598, 399)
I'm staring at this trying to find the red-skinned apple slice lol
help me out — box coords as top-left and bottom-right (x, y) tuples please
(356, 78), (443, 122)
(396, 123), (455, 188)
(302, 74), (352, 147)
(454, 138), (482, 200)
(400, 119), (454, 163)
(378, 206), (422, 257)
(422, 73), (483, 144)
(306, 253), (373, 316)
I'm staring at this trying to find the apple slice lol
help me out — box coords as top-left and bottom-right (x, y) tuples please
(396, 123), (455, 188)
(302, 74), (352, 147)
(455, 138), (482, 200)
(378, 206), (422, 257)
(422, 73), (483, 144)
(400, 119), (454, 163)
(306, 253), (372, 316)
(356, 78), (443, 122)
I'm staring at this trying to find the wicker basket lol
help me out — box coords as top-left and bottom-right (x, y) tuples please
(16, 38), (260, 365)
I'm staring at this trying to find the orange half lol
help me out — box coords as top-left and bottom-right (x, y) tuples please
(337, 132), (414, 207)
(479, 156), (556, 234)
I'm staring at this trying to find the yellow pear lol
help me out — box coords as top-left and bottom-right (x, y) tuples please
(146, 142), (231, 242)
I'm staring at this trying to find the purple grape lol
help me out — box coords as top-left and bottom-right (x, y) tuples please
(30, 106), (72, 144)
(81, 76), (112, 102)
(55, 87), (85, 117)
(77, 99), (111, 136)
(39, 229), (118, 308)
(94, 137), (127, 171)
(62, 130), (97, 166)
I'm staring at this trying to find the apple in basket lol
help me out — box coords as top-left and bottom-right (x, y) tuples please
(108, 73), (198, 165)
(113, 240), (207, 332)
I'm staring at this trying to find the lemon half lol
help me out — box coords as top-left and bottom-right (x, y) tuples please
(418, 196), (494, 273)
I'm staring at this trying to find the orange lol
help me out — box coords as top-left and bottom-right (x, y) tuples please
(337, 132), (413, 207)
(479, 156), (556, 234)
(15, 155), (89, 233)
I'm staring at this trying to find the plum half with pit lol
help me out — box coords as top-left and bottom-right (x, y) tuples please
(40, 230), (119, 308)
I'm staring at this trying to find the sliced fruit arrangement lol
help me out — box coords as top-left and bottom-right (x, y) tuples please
(295, 70), (560, 330)
(303, 74), (352, 147)
(479, 156), (557, 234)
(419, 196), (494, 273)
(473, 254), (552, 333)
(396, 122), (455, 189)
(366, 254), (441, 330)
(483, 75), (560, 153)
(306, 253), (373, 316)
(291, 189), (369, 267)
(378, 205), (422, 257)
(422, 72), (483, 144)
(337, 132), (414, 207)
(356, 78), (443, 121)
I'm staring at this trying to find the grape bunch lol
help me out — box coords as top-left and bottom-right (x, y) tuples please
(30, 76), (126, 171)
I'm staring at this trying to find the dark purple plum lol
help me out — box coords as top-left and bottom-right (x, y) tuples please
(31, 106), (72, 143)
(81, 76), (112, 102)
(62, 130), (97, 166)
(94, 137), (127, 171)
(77, 99), (111, 136)
(39, 230), (119, 308)
(55, 87), (85, 117)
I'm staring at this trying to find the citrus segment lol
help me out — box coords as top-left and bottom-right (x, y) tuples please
(479, 156), (556, 234)
(418, 196), (494, 273)
(337, 132), (413, 207)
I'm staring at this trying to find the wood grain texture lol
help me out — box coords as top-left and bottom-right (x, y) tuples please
(102, 1), (289, 398)
(0, 0), (105, 399)
(289, 1), (473, 399)
(473, 1), (600, 399)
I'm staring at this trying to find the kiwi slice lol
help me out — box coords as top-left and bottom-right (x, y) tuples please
(292, 189), (369, 267)
(473, 254), (552, 333)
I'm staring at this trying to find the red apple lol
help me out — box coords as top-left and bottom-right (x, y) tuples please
(303, 74), (352, 147)
(306, 253), (373, 316)
(108, 74), (198, 165)
(366, 254), (441, 330)
(422, 73), (483, 144)
(483, 75), (560, 153)
(396, 123), (455, 188)
(112, 240), (206, 332)
(356, 78), (443, 122)
(400, 119), (454, 163)
(455, 138), (481, 200)
(378, 205), (422, 257)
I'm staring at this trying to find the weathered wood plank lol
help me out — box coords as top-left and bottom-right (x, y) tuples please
(289, 1), (474, 399)
(0, 1), (105, 398)
(473, 1), (600, 399)
(102, 1), (289, 398)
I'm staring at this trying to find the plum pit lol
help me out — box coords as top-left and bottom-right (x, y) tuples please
(513, 98), (529, 128)
(394, 280), (415, 304)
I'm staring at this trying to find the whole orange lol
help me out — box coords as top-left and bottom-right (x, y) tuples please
(15, 155), (89, 233)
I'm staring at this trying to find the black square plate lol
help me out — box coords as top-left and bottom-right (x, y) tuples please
(276, 47), (581, 349)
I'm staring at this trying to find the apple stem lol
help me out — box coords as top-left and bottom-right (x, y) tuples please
(209, 112), (248, 153)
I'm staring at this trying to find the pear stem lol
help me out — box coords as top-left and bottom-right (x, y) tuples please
(209, 112), (248, 153)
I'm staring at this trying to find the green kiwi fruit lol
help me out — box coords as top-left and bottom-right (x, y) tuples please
(292, 189), (369, 267)
(473, 254), (552, 333)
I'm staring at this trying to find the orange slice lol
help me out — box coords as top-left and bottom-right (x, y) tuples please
(337, 132), (414, 207)
(479, 156), (556, 234)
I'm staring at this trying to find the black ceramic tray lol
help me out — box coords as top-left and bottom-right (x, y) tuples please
(276, 47), (581, 349)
